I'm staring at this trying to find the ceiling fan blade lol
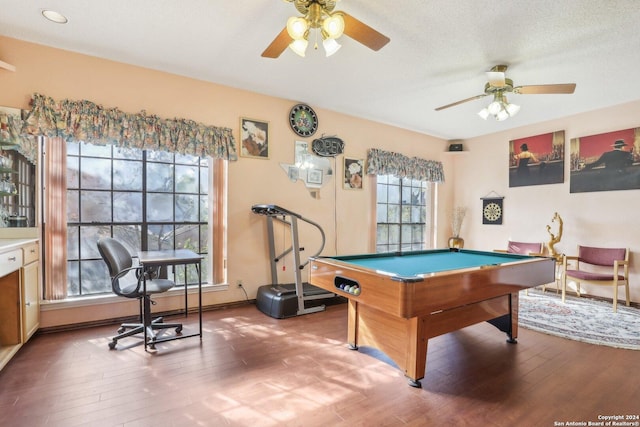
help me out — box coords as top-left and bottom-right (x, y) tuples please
(261, 27), (290, 58)
(514, 83), (576, 95)
(487, 71), (506, 87)
(435, 94), (488, 111)
(340, 12), (390, 51)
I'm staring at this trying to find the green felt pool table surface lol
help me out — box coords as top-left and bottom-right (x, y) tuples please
(330, 249), (532, 278)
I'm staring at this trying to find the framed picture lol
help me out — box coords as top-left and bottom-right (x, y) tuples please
(509, 131), (564, 187)
(287, 166), (299, 182)
(307, 168), (323, 185)
(240, 117), (269, 159)
(343, 157), (364, 190)
(569, 127), (640, 193)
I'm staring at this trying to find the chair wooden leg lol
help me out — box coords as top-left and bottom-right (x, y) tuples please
(562, 274), (567, 303)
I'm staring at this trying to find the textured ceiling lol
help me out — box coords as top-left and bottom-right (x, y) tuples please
(1, 0), (640, 140)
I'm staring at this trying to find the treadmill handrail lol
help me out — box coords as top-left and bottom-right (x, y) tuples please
(251, 204), (325, 268)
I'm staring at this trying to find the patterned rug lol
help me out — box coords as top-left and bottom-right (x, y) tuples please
(518, 290), (640, 350)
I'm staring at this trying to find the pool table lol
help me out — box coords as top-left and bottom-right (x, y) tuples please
(308, 248), (555, 387)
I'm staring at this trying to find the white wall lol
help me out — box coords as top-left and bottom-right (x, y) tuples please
(451, 100), (640, 303)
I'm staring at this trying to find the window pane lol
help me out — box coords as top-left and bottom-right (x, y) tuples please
(200, 166), (209, 193)
(376, 183), (388, 203)
(388, 184), (400, 204)
(176, 153), (200, 165)
(147, 162), (174, 192)
(147, 150), (173, 163)
(200, 195), (209, 222)
(401, 205), (411, 222)
(113, 146), (142, 160)
(80, 190), (112, 222)
(412, 224), (423, 244)
(113, 225), (141, 252)
(376, 224), (388, 245)
(147, 193), (174, 222)
(80, 142), (111, 158)
(147, 224), (175, 250)
(176, 224), (200, 251)
(80, 260), (111, 295)
(67, 261), (80, 297)
(389, 224), (400, 244)
(80, 157), (112, 190)
(176, 194), (198, 222)
(411, 206), (422, 223)
(176, 165), (198, 193)
(67, 156), (79, 188)
(388, 204), (400, 223)
(67, 226), (79, 259)
(200, 224), (209, 253)
(80, 225), (110, 259)
(376, 203), (387, 222)
(402, 186), (412, 204)
(113, 159), (142, 190)
(114, 192), (142, 222)
(67, 189), (79, 222)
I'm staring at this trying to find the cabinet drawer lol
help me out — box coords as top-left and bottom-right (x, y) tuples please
(23, 243), (39, 264)
(0, 249), (22, 276)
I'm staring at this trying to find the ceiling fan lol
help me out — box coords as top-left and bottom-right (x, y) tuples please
(262, 0), (390, 58)
(435, 65), (576, 120)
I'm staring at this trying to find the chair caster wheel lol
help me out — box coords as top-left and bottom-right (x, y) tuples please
(108, 341), (117, 350)
(117, 327), (125, 334)
(176, 326), (183, 334)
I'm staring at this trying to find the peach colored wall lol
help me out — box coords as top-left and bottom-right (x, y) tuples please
(452, 100), (640, 304)
(0, 37), (452, 326)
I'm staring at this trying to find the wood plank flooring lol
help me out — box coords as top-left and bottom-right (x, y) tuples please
(0, 301), (638, 427)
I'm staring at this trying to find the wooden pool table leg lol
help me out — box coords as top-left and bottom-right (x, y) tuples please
(347, 299), (358, 349)
(405, 316), (426, 388)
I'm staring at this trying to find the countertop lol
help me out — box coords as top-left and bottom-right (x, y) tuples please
(0, 238), (39, 252)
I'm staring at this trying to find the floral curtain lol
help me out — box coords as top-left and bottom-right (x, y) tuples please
(22, 93), (238, 160)
(366, 148), (445, 183)
(0, 107), (38, 164)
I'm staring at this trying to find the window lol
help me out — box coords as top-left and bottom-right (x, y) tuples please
(66, 141), (209, 297)
(375, 175), (432, 253)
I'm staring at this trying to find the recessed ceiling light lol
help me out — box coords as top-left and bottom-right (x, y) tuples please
(41, 10), (68, 24)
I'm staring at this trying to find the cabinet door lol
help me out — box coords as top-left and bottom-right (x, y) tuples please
(22, 261), (40, 340)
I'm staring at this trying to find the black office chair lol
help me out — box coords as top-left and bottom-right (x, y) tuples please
(97, 238), (182, 350)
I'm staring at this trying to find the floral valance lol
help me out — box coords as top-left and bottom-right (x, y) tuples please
(366, 148), (445, 183)
(22, 93), (238, 160)
(0, 107), (38, 164)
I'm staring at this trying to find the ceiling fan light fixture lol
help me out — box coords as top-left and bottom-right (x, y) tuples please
(322, 14), (345, 39)
(496, 110), (510, 121)
(287, 16), (308, 39)
(478, 108), (490, 120)
(487, 100), (502, 115)
(289, 38), (308, 57)
(323, 37), (342, 56)
(505, 102), (520, 116)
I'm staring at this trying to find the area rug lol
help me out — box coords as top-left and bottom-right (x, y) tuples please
(518, 290), (640, 350)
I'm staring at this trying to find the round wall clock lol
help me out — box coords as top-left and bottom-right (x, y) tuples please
(289, 103), (318, 137)
(482, 198), (503, 224)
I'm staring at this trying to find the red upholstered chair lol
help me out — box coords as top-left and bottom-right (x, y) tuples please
(505, 241), (544, 256)
(561, 246), (630, 312)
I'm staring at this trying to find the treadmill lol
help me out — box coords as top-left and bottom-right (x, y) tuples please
(251, 204), (337, 318)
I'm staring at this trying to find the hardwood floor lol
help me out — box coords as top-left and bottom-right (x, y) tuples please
(0, 301), (638, 427)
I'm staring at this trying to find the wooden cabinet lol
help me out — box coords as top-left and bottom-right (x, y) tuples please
(22, 242), (40, 340)
(0, 239), (40, 371)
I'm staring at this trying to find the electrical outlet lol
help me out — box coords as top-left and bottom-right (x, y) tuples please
(236, 279), (243, 288)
